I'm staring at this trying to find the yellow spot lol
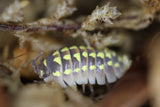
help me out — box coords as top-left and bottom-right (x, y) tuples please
(115, 62), (120, 67)
(63, 54), (71, 60)
(87, 47), (94, 50)
(90, 65), (96, 70)
(82, 65), (87, 71)
(79, 46), (85, 49)
(82, 52), (87, 57)
(64, 69), (72, 75)
(97, 52), (104, 59)
(73, 53), (80, 62)
(53, 71), (61, 76)
(89, 52), (96, 58)
(107, 61), (112, 66)
(106, 53), (111, 59)
(53, 57), (61, 65)
(99, 64), (104, 70)
(69, 46), (77, 49)
(75, 68), (80, 72)
(40, 70), (44, 76)
(43, 59), (47, 66)
(61, 47), (68, 52)
(53, 51), (59, 56)
(118, 56), (122, 62)
(112, 51), (116, 56)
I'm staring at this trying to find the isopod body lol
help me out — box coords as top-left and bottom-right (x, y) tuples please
(32, 46), (131, 88)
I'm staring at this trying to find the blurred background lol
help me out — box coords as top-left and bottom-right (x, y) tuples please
(0, 0), (160, 107)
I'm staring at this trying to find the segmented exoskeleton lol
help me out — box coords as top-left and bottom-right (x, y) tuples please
(32, 46), (131, 88)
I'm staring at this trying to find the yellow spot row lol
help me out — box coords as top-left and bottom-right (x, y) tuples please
(51, 63), (113, 77)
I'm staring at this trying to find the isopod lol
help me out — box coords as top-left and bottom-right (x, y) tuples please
(32, 46), (131, 88)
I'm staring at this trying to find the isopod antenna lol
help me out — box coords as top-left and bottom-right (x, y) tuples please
(32, 50), (43, 73)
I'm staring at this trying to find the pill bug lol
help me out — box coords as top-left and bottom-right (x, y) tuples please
(32, 46), (131, 88)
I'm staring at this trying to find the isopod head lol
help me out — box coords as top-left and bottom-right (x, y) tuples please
(32, 51), (50, 79)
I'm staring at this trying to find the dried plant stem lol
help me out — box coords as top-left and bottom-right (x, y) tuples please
(0, 22), (79, 32)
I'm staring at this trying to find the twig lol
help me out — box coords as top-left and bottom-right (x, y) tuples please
(0, 22), (79, 32)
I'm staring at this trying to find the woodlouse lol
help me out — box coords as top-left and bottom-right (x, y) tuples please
(32, 46), (131, 87)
